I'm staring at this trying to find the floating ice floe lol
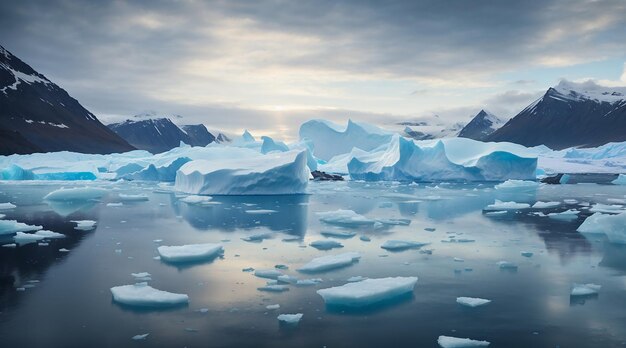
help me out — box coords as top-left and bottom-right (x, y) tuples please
(296, 278), (323, 286)
(317, 210), (376, 227)
(2, 243), (17, 248)
(570, 283), (601, 296)
(497, 261), (518, 270)
(547, 209), (579, 220)
(532, 201), (561, 209)
(254, 269), (283, 279)
(118, 193), (149, 202)
(380, 240), (428, 251)
(266, 304), (280, 310)
(131, 334), (149, 340)
(521, 251), (533, 257)
(577, 212), (626, 244)
(157, 243), (223, 263)
(245, 209), (278, 214)
(437, 335), (490, 348)
(495, 179), (540, 191)
(110, 282), (189, 307)
(174, 150), (309, 195)
(277, 313), (303, 324)
(456, 297), (491, 307)
(317, 276), (417, 307)
(309, 240), (344, 250)
(0, 202), (16, 210)
(241, 232), (272, 242)
(179, 195), (213, 205)
(612, 174), (626, 185)
(72, 220), (97, 231)
(257, 285), (289, 292)
(14, 231), (46, 244)
(484, 200), (530, 211)
(106, 202), (123, 207)
(44, 187), (107, 201)
(298, 252), (361, 273)
(589, 203), (624, 214)
(320, 230), (357, 238)
(277, 275), (298, 284)
(0, 220), (42, 235)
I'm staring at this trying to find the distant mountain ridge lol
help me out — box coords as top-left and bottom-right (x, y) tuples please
(0, 45), (135, 155)
(487, 80), (626, 149)
(458, 109), (503, 141)
(108, 118), (218, 154)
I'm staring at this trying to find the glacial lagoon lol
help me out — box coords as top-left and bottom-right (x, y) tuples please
(1, 180), (625, 347)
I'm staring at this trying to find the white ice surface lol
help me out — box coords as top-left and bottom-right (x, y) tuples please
(317, 276), (417, 307)
(110, 282), (188, 307)
(157, 243), (223, 263)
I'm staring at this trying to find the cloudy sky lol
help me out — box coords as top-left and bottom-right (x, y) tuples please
(1, 0), (625, 140)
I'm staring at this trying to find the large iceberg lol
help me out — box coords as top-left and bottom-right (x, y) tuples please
(174, 150), (309, 195)
(316, 276), (417, 307)
(346, 135), (537, 182)
(577, 212), (626, 244)
(110, 282), (189, 307)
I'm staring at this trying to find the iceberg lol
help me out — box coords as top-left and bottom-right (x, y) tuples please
(317, 210), (376, 227)
(577, 212), (626, 244)
(260, 136), (289, 154)
(298, 252), (361, 273)
(437, 336), (490, 348)
(547, 209), (579, 220)
(309, 240), (344, 250)
(0, 220), (42, 235)
(277, 313), (303, 324)
(110, 282), (188, 307)
(484, 200), (530, 211)
(456, 297), (491, 307)
(317, 276), (417, 307)
(612, 174), (626, 185)
(174, 150), (309, 195)
(380, 240), (428, 251)
(14, 231), (46, 244)
(494, 179), (540, 191)
(157, 243), (223, 263)
(346, 135), (537, 182)
(34, 230), (65, 238)
(179, 195), (213, 205)
(570, 283), (601, 296)
(254, 269), (283, 279)
(44, 187), (107, 201)
(320, 230), (357, 238)
(497, 261), (518, 270)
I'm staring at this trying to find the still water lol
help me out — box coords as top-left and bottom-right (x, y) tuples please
(0, 181), (625, 347)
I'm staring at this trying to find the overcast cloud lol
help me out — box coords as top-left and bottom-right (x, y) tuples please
(1, 0), (625, 140)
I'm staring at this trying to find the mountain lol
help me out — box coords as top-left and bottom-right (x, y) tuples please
(215, 133), (231, 143)
(458, 109), (504, 141)
(401, 121), (465, 140)
(181, 124), (215, 146)
(108, 118), (216, 153)
(487, 80), (626, 149)
(0, 45), (135, 155)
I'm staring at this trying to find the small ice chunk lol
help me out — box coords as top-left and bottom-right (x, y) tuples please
(44, 187), (107, 201)
(277, 313), (303, 324)
(296, 278), (323, 286)
(532, 201), (560, 209)
(320, 230), (357, 239)
(59, 248), (70, 252)
(277, 275), (298, 284)
(497, 261), (518, 270)
(453, 257), (464, 262)
(456, 297), (491, 307)
(14, 232), (45, 244)
(571, 283), (601, 296)
(360, 235), (371, 242)
(242, 267), (254, 272)
(257, 285), (289, 292)
(132, 334), (149, 340)
(179, 195), (212, 205)
(131, 272), (152, 281)
(110, 282), (188, 307)
(437, 335), (490, 347)
(317, 276), (417, 307)
(298, 252), (361, 273)
(520, 251), (533, 257)
(242, 232), (272, 242)
(157, 243), (223, 263)
(380, 240), (428, 251)
(245, 209), (278, 214)
(107, 202), (123, 207)
(2, 243), (17, 248)
(118, 194), (149, 202)
(484, 211), (507, 216)
(563, 199), (578, 204)
(484, 200), (530, 211)
(72, 220), (97, 231)
(266, 304), (280, 310)
(547, 209), (579, 220)
(317, 210), (376, 227)
(310, 240), (343, 250)
(0, 202), (16, 210)
(495, 180), (540, 190)
(589, 203), (624, 214)
(255, 269), (283, 279)
(34, 230), (65, 238)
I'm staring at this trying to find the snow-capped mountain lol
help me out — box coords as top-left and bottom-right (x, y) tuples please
(487, 80), (626, 149)
(215, 133), (232, 143)
(108, 118), (216, 154)
(400, 119), (465, 140)
(0, 45), (134, 155)
(457, 109), (504, 141)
